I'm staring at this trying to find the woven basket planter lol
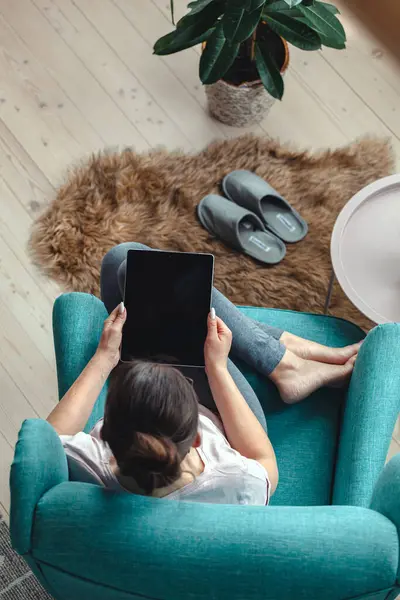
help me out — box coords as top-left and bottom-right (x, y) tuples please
(205, 39), (289, 127)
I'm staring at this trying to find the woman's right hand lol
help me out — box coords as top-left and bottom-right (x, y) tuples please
(204, 311), (232, 374)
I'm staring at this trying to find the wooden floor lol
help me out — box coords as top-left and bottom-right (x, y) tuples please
(0, 0), (400, 520)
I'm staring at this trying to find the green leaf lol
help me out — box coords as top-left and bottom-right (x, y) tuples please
(154, 27), (214, 55)
(222, 0), (246, 42)
(200, 23), (240, 84)
(292, 15), (315, 27)
(246, 0), (266, 10)
(263, 0), (302, 17)
(187, 0), (214, 16)
(281, 0), (303, 7)
(231, 6), (264, 43)
(176, 0), (223, 28)
(255, 40), (284, 99)
(170, 0), (175, 24)
(154, 2), (222, 55)
(266, 12), (321, 49)
(299, 3), (346, 48)
(320, 1), (340, 14)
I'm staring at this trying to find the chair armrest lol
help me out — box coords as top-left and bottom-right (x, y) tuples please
(10, 419), (68, 555)
(53, 292), (108, 431)
(33, 485), (399, 600)
(371, 453), (400, 548)
(333, 323), (400, 507)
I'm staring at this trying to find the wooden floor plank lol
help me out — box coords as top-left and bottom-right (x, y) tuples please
(0, 298), (57, 419)
(78, 0), (223, 149)
(0, 502), (9, 522)
(0, 39), (80, 185)
(262, 70), (348, 149)
(0, 367), (39, 456)
(0, 119), (60, 299)
(0, 231), (55, 366)
(289, 46), (400, 167)
(0, 433), (14, 516)
(321, 47), (400, 141)
(152, 0), (187, 22)
(387, 437), (400, 463)
(0, 405), (20, 449)
(0, 174), (56, 299)
(335, 2), (400, 97)
(0, 14), (105, 161)
(33, 0), (193, 151)
(0, 119), (54, 217)
(1, 0), (150, 152)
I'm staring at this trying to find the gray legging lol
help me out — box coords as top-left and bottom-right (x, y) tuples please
(100, 243), (286, 433)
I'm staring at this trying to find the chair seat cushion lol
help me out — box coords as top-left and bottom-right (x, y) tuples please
(235, 307), (365, 507)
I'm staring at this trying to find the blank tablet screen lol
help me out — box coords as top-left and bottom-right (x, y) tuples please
(121, 250), (214, 367)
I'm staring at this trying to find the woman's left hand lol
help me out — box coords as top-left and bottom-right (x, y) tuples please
(96, 302), (127, 369)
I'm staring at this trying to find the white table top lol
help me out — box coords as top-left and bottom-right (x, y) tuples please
(331, 174), (400, 324)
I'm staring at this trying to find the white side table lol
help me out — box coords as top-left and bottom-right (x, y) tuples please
(326, 174), (400, 324)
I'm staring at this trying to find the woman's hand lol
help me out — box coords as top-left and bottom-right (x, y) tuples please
(47, 302), (126, 435)
(204, 310), (232, 374)
(96, 302), (127, 369)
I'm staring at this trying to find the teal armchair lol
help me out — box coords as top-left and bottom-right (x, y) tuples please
(10, 293), (400, 600)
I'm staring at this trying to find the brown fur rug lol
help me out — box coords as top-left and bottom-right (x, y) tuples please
(30, 135), (394, 330)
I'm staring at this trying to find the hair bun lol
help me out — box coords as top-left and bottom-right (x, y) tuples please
(119, 432), (181, 494)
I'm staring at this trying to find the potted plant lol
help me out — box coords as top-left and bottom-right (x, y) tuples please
(154, 0), (346, 126)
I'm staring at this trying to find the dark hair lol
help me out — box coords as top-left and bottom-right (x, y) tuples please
(101, 361), (199, 495)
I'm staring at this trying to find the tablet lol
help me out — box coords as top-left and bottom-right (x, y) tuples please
(121, 250), (214, 367)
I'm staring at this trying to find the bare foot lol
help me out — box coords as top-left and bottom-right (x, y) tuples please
(280, 332), (361, 365)
(270, 350), (356, 404)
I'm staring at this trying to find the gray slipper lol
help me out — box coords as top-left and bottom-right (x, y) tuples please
(197, 194), (286, 265)
(222, 170), (308, 243)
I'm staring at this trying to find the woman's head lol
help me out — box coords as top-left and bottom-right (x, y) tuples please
(101, 361), (199, 495)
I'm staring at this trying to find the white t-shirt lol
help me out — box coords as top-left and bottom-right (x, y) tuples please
(60, 406), (270, 506)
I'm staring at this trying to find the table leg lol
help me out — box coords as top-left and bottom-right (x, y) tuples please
(324, 270), (335, 315)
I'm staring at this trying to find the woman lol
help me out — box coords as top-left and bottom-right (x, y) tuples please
(47, 243), (359, 505)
